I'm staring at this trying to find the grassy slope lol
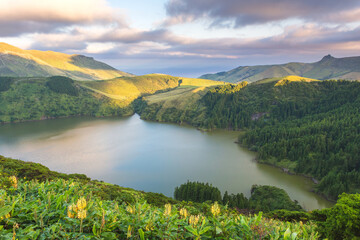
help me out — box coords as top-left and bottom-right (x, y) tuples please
(135, 76), (226, 124)
(0, 42), (132, 80)
(81, 74), (225, 106)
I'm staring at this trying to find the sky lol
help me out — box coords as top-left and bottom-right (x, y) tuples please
(1, 0), (360, 77)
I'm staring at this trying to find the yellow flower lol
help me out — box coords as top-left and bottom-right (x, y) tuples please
(164, 204), (171, 216)
(145, 223), (154, 231)
(67, 204), (77, 218)
(211, 202), (220, 217)
(179, 208), (188, 218)
(0, 213), (10, 220)
(9, 176), (17, 189)
(126, 205), (135, 214)
(77, 197), (87, 210)
(127, 225), (132, 238)
(77, 209), (87, 219)
(189, 215), (201, 227)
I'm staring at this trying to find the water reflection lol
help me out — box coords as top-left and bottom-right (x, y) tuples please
(0, 114), (333, 210)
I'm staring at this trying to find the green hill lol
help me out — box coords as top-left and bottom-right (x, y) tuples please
(80, 74), (225, 105)
(200, 55), (360, 83)
(0, 42), (132, 80)
(136, 79), (360, 201)
(0, 76), (133, 123)
(0, 74), (224, 123)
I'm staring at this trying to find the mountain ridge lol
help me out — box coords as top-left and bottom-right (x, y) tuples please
(0, 42), (133, 80)
(200, 55), (360, 83)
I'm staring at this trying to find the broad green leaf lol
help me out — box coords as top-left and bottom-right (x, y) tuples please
(139, 228), (145, 240)
(283, 228), (291, 239)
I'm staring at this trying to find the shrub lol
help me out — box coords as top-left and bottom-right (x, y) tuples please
(46, 76), (79, 96)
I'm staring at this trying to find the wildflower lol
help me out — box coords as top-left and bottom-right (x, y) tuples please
(211, 202), (220, 217)
(179, 208), (188, 218)
(127, 225), (132, 238)
(164, 203), (172, 216)
(101, 210), (105, 228)
(9, 176), (17, 189)
(126, 205), (135, 214)
(77, 197), (87, 210)
(189, 215), (201, 227)
(145, 223), (154, 231)
(67, 204), (77, 218)
(77, 209), (87, 219)
(13, 223), (19, 240)
(0, 213), (10, 220)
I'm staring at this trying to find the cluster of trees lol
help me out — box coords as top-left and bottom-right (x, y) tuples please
(174, 181), (303, 212)
(249, 185), (303, 212)
(222, 191), (249, 209)
(0, 77), (14, 92)
(46, 76), (79, 96)
(174, 181), (222, 203)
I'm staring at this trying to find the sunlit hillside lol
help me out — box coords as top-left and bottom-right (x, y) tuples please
(0, 42), (132, 80)
(274, 75), (319, 86)
(80, 74), (225, 105)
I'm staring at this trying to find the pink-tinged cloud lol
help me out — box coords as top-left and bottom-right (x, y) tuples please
(0, 0), (126, 36)
(165, 0), (360, 27)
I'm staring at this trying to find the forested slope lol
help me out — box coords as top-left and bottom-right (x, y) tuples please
(137, 78), (360, 200)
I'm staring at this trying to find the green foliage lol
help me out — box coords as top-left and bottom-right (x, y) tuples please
(46, 76), (79, 96)
(223, 191), (250, 209)
(240, 81), (360, 200)
(318, 193), (360, 239)
(0, 77), (14, 92)
(144, 192), (177, 207)
(0, 178), (319, 239)
(266, 210), (310, 222)
(0, 157), (321, 239)
(250, 185), (303, 212)
(0, 155), (89, 181)
(174, 182), (302, 214)
(174, 181), (222, 203)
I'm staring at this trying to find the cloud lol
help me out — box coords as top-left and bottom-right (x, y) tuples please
(0, 0), (126, 36)
(165, 0), (360, 27)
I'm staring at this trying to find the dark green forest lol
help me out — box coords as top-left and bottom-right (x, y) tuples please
(174, 181), (302, 213)
(138, 80), (360, 201)
(203, 80), (360, 200)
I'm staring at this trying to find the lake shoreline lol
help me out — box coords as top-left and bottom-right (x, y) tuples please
(235, 141), (336, 203)
(0, 114), (333, 210)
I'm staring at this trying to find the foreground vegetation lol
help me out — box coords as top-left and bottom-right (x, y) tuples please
(0, 155), (360, 239)
(137, 78), (360, 201)
(0, 155), (321, 239)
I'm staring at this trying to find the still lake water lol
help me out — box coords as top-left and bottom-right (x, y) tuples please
(0, 114), (333, 210)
